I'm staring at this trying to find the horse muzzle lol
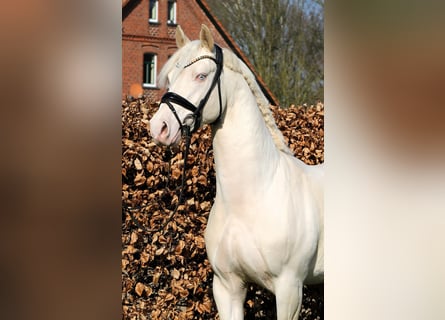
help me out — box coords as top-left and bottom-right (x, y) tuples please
(149, 112), (182, 147)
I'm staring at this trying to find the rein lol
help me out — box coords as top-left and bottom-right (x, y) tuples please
(123, 45), (224, 233)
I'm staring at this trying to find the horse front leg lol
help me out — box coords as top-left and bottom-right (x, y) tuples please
(212, 273), (247, 320)
(275, 274), (303, 320)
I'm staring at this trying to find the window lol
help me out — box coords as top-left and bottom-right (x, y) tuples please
(143, 53), (157, 87)
(167, 0), (177, 25)
(149, 0), (158, 23)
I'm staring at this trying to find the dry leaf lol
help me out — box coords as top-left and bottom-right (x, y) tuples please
(165, 293), (175, 301)
(135, 282), (145, 296)
(123, 245), (137, 254)
(130, 232), (138, 244)
(175, 240), (185, 255)
(172, 168), (181, 180)
(172, 268), (180, 279)
(133, 172), (146, 186)
(134, 158), (143, 170)
(140, 251), (149, 264)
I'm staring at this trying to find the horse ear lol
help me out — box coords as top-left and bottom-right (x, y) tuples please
(176, 25), (190, 48)
(199, 24), (214, 51)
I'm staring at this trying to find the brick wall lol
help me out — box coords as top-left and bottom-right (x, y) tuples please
(122, 0), (231, 102)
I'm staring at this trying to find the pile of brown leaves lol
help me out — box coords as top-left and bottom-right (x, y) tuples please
(122, 98), (324, 319)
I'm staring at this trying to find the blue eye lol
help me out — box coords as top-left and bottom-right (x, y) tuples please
(196, 73), (207, 81)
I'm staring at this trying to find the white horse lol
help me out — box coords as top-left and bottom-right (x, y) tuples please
(150, 25), (324, 320)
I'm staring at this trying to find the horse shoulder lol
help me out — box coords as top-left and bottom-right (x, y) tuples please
(277, 154), (324, 258)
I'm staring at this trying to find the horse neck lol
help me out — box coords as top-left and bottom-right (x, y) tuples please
(211, 72), (281, 203)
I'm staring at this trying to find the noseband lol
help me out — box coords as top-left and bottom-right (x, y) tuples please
(160, 44), (223, 137)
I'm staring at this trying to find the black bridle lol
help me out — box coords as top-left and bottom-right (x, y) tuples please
(160, 44), (224, 137)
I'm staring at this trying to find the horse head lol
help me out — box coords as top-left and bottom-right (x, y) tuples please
(150, 24), (225, 146)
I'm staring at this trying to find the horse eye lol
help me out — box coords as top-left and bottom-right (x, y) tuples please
(196, 73), (207, 81)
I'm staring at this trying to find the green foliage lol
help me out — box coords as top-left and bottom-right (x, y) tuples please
(207, 0), (324, 106)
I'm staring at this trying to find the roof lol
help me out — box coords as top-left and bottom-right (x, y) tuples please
(122, 0), (129, 7)
(122, 0), (141, 20)
(122, 0), (279, 106)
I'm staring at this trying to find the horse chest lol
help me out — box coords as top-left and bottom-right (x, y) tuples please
(206, 213), (287, 290)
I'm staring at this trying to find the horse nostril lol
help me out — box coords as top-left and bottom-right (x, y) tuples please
(160, 121), (169, 137)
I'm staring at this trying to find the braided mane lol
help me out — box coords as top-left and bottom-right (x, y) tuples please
(221, 48), (292, 155)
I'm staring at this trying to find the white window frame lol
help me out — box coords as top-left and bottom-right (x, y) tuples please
(167, 0), (177, 25)
(149, 0), (159, 23)
(142, 54), (157, 88)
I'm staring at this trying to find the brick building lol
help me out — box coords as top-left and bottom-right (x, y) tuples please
(122, 0), (278, 105)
